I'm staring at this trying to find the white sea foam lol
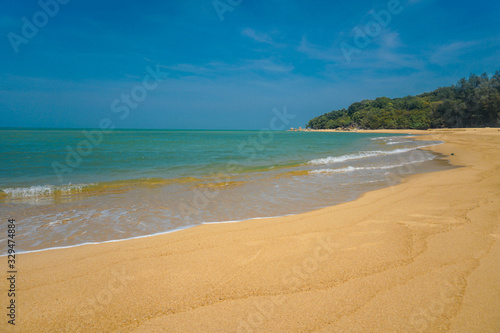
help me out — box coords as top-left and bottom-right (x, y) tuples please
(308, 143), (441, 166)
(309, 151), (386, 165)
(371, 135), (415, 142)
(3, 185), (54, 198)
(310, 155), (434, 174)
(48, 220), (63, 226)
(2, 184), (92, 198)
(311, 166), (359, 174)
(386, 140), (414, 145)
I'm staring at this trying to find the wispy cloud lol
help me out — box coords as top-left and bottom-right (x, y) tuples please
(165, 59), (294, 76)
(429, 40), (480, 66)
(297, 37), (341, 62)
(429, 37), (500, 67)
(247, 59), (294, 72)
(241, 28), (276, 45)
(299, 30), (424, 72)
(370, 30), (425, 70)
(373, 49), (424, 70)
(378, 31), (403, 49)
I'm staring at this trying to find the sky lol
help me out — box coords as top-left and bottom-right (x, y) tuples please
(0, 0), (499, 130)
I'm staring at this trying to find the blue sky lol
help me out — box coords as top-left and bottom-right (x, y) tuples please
(1, 0), (499, 130)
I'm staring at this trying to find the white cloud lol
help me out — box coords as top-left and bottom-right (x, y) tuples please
(297, 37), (342, 62)
(299, 31), (424, 72)
(429, 41), (479, 65)
(378, 31), (402, 49)
(370, 30), (425, 70)
(246, 59), (294, 73)
(165, 58), (294, 76)
(241, 28), (275, 45)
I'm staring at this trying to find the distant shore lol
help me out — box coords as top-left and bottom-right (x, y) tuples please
(289, 127), (500, 133)
(5, 128), (500, 332)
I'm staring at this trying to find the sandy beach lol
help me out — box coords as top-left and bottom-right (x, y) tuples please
(3, 128), (499, 332)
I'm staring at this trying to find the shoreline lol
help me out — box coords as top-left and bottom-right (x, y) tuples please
(3, 132), (447, 256)
(3, 128), (499, 332)
(290, 128), (499, 133)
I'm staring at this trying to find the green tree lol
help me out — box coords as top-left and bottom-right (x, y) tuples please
(306, 70), (500, 130)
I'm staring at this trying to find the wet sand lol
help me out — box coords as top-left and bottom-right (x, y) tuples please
(2, 128), (499, 332)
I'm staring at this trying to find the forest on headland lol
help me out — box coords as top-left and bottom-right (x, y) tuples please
(306, 71), (500, 130)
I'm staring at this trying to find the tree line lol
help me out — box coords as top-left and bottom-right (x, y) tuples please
(306, 71), (500, 130)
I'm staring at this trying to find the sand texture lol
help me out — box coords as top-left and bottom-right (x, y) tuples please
(2, 128), (499, 332)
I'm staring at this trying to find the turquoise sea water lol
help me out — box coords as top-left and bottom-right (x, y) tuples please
(0, 129), (452, 253)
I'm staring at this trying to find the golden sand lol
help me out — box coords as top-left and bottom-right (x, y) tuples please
(2, 128), (499, 332)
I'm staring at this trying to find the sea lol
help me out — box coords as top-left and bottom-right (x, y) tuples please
(0, 129), (453, 254)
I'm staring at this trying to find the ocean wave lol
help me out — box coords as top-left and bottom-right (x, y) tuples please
(311, 166), (359, 174)
(308, 143), (440, 166)
(2, 184), (93, 198)
(308, 149), (412, 165)
(0, 176), (207, 200)
(310, 155), (434, 174)
(371, 135), (415, 141)
(309, 151), (386, 165)
(386, 140), (414, 145)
